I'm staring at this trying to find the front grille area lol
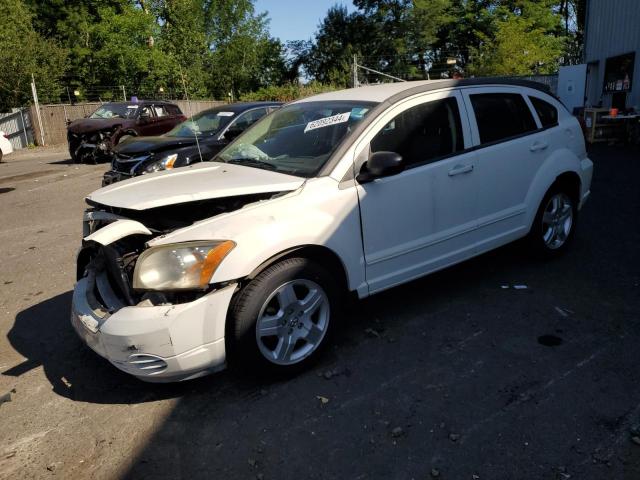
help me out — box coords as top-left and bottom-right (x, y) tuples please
(111, 354), (168, 376)
(112, 154), (150, 174)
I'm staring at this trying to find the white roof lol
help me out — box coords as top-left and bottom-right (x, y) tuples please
(294, 80), (451, 104)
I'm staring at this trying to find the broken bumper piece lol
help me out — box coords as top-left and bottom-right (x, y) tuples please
(71, 277), (236, 382)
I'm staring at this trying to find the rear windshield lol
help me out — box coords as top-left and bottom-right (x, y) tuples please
(216, 101), (377, 177)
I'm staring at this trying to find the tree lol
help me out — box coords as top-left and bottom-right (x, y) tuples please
(153, 0), (210, 98)
(89, 5), (176, 99)
(305, 1), (451, 85)
(0, 0), (67, 110)
(305, 5), (368, 86)
(206, 0), (285, 98)
(468, 1), (565, 76)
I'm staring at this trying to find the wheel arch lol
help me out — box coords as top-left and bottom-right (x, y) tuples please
(525, 148), (583, 231)
(242, 244), (350, 295)
(554, 171), (581, 207)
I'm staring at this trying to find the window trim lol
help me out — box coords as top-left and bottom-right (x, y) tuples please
(460, 87), (563, 151)
(527, 94), (560, 131)
(217, 107), (267, 140)
(351, 89), (472, 176)
(368, 96), (466, 172)
(465, 91), (539, 147)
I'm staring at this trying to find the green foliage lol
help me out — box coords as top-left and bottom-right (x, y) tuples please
(0, 0), (583, 110)
(239, 82), (338, 102)
(0, 0), (67, 110)
(206, 0), (286, 98)
(468, 1), (566, 76)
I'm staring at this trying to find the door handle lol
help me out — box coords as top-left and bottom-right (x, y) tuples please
(529, 141), (548, 152)
(448, 164), (474, 176)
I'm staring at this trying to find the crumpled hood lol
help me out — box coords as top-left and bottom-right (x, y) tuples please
(87, 162), (305, 211)
(114, 135), (197, 155)
(68, 118), (128, 134)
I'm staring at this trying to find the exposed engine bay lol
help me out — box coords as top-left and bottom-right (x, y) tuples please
(77, 192), (281, 311)
(68, 129), (117, 164)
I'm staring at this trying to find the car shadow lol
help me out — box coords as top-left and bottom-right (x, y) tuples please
(3, 240), (531, 406)
(48, 158), (76, 165)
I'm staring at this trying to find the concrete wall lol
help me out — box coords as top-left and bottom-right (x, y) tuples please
(584, 0), (640, 108)
(31, 100), (226, 146)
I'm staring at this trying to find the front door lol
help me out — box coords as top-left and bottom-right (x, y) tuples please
(355, 90), (479, 294)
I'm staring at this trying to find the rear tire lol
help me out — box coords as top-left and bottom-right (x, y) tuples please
(227, 257), (338, 374)
(528, 185), (577, 257)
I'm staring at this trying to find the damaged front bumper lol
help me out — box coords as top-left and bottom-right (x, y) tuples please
(71, 276), (236, 382)
(71, 219), (237, 382)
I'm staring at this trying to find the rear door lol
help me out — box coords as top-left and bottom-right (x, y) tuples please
(136, 105), (158, 136)
(461, 88), (543, 249)
(151, 104), (176, 135)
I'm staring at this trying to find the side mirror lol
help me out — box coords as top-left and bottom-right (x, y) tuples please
(139, 113), (151, 123)
(356, 151), (403, 184)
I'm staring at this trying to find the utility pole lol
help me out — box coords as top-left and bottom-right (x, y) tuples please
(353, 55), (358, 88)
(121, 85), (127, 102)
(30, 74), (45, 146)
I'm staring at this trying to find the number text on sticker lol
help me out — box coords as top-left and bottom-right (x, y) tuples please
(304, 112), (351, 133)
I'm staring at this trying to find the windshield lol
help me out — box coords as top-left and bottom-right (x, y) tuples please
(90, 104), (139, 119)
(216, 101), (376, 177)
(166, 109), (235, 137)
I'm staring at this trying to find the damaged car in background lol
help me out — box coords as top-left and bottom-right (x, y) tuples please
(71, 79), (592, 382)
(102, 102), (281, 186)
(66, 101), (185, 164)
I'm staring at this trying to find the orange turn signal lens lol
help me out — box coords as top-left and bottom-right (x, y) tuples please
(199, 240), (236, 287)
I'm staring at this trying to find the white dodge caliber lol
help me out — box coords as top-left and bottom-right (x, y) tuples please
(71, 79), (593, 382)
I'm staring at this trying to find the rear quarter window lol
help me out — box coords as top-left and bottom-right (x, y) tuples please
(470, 93), (537, 144)
(529, 96), (558, 128)
(166, 105), (182, 116)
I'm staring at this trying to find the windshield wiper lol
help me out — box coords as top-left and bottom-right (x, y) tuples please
(226, 157), (277, 171)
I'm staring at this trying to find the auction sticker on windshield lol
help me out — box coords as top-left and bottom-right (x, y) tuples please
(217, 112), (235, 117)
(304, 112), (350, 133)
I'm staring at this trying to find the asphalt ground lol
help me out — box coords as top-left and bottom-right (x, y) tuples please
(0, 143), (639, 480)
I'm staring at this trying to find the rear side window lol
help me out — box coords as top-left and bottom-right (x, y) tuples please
(154, 105), (168, 117)
(371, 97), (464, 167)
(470, 93), (537, 144)
(166, 105), (182, 116)
(529, 96), (558, 128)
(233, 108), (267, 130)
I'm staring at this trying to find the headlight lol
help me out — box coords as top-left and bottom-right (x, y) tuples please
(143, 153), (179, 173)
(133, 241), (235, 290)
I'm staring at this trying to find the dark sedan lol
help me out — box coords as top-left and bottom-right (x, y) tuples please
(102, 102), (282, 186)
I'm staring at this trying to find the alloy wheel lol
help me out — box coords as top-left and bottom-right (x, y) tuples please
(542, 193), (573, 250)
(255, 279), (330, 365)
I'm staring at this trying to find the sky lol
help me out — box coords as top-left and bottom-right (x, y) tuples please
(254, 0), (356, 43)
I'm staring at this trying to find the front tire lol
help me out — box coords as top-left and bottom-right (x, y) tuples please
(528, 186), (577, 257)
(68, 140), (80, 163)
(227, 258), (338, 373)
